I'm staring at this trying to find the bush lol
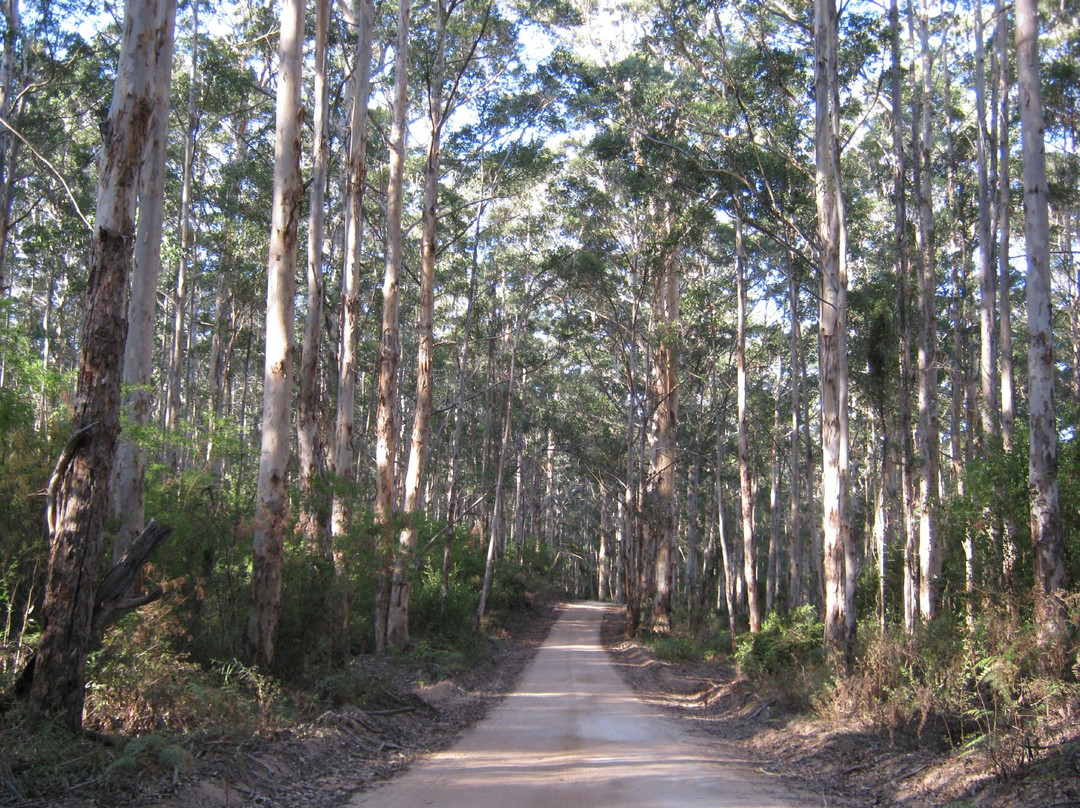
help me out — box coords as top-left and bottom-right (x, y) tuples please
(735, 605), (825, 679)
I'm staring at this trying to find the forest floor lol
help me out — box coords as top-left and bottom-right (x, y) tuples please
(600, 611), (1080, 808)
(10, 600), (1080, 808)
(6, 601), (560, 808)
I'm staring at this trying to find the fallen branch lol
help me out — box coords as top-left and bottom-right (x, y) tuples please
(92, 519), (174, 638)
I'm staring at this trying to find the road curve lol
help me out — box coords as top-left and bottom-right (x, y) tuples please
(348, 602), (821, 808)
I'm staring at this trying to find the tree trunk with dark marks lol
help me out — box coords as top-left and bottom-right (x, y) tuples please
(27, 0), (172, 730)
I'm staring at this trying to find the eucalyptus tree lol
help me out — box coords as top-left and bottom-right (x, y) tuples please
(330, 0), (375, 550)
(373, 0), (410, 653)
(164, 0), (200, 467)
(27, 0), (174, 728)
(813, 0), (854, 661)
(1015, 0), (1067, 647)
(113, 0), (178, 567)
(296, 0), (330, 545)
(389, 0), (515, 649)
(246, 0), (303, 670)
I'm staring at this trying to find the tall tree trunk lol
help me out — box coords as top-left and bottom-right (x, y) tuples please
(388, 0), (451, 647)
(997, 0), (1016, 452)
(112, 0), (177, 566)
(444, 183), (482, 608)
(28, 0), (169, 729)
(815, 0), (853, 663)
(1015, 0), (1067, 647)
(767, 358), (782, 616)
(375, 0), (410, 654)
(0, 0), (20, 295)
(996, 0), (1019, 592)
(714, 383), (737, 648)
(735, 210), (760, 633)
(684, 398), (703, 610)
(914, 0), (941, 623)
(890, 0), (918, 634)
(165, 0), (198, 468)
(330, 0), (374, 541)
(328, 0), (374, 658)
(975, 0), (999, 446)
(475, 304), (526, 631)
(623, 262), (640, 633)
(297, 0), (330, 547)
(649, 246), (679, 633)
(246, 0), (303, 670)
(787, 263), (803, 608)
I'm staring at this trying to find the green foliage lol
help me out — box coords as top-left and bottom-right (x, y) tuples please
(834, 605), (1080, 770)
(735, 605), (825, 679)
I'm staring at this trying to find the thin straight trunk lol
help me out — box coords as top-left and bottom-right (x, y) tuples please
(1016, 0), (1067, 646)
(297, 0), (330, 547)
(599, 500), (610, 601)
(975, 0), (999, 446)
(112, 0), (177, 566)
(767, 358), (782, 616)
(944, 53), (965, 492)
(997, 0), (1015, 451)
(444, 185), (482, 607)
(546, 428), (556, 549)
(377, 0), (410, 648)
(787, 267), (803, 608)
(28, 0), (169, 728)
(684, 401), (703, 611)
(206, 274), (226, 473)
(330, 0), (374, 539)
(389, 0), (450, 644)
(875, 424), (890, 635)
(165, 0), (198, 464)
(623, 263), (640, 632)
(650, 245), (679, 633)
(715, 385), (737, 648)
(0, 0), (20, 294)
(735, 210), (760, 633)
(475, 307), (526, 631)
(914, 0), (941, 623)
(996, 0), (1019, 592)
(815, 0), (853, 663)
(246, 0), (303, 670)
(891, 0), (918, 634)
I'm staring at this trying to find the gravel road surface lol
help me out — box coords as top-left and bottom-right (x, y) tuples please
(349, 602), (822, 808)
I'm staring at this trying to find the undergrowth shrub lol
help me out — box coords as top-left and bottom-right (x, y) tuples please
(83, 597), (277, 736)
(833, 602), (1080, 775)
(736, 605), (825, 678)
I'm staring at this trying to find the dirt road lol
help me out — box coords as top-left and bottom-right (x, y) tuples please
(349, 602), (822, 807)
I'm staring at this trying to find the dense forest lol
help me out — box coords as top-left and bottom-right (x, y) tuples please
(0, 0), (1079, 772)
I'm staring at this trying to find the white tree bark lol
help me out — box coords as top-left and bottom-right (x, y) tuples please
(388, 0), (451, 648)
(246, 0), (304, 669)
(330, 0), (374, 541)
(974, 0), (998, 446)
(164, 0), (198, 467)
(1015, 0), (1067, 645)
(814, 0), (853, 662)
(735, 210), (759, 633)
(375, 0), (410, 653)
(113, 0), (177, 566)
(914, 0), (940, 623)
